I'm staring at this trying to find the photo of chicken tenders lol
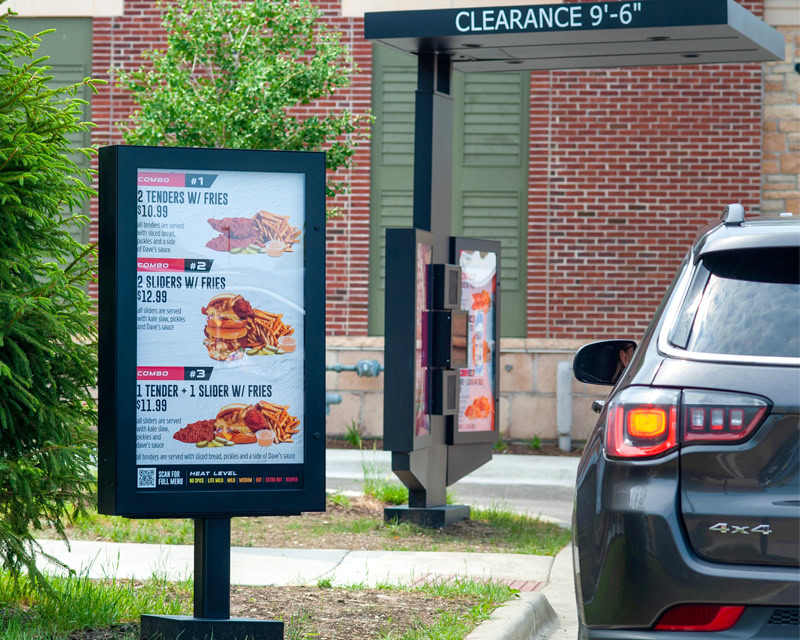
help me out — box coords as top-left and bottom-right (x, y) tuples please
(205, 210), (301, 256)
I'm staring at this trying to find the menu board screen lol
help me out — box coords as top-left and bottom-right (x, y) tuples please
(131, 167), (310, 499)
(457, 250), (497, 433)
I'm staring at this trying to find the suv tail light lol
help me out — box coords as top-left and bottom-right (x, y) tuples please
(606, 388), (680, 458)
(682, 390), (769, 443)
(606, 388), (770, 459)
(655, 604), (745, 631)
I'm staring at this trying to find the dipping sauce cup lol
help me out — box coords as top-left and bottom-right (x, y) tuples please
(256, 429), (275, 447)
(278, 336), (296, 353)
(266, 240), (285, 257)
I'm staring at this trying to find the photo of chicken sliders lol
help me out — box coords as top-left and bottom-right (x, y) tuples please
(214, 402), (266, 444)
(201, 293), (255, 361)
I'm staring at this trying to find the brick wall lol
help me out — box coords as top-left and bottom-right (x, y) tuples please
(90, 0), (773, 343)
(89, 1), (373, 339)
(527, 0), (766, 339)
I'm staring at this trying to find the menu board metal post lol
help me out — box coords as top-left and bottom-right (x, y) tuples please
(194, 517), (232, 620)
(382, 50), (475, 528)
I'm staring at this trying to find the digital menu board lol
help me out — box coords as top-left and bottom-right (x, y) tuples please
(98, 146), (325, 518)
(414, 243), (432, 437)
(457, 249), (497, 433)
(447, 237), (500, 445)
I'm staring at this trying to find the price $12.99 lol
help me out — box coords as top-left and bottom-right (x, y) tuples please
(137, 289), (168, 303)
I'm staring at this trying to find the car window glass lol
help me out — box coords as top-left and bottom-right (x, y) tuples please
(686, 248), (800, 358)
(668, 262), (710, 349)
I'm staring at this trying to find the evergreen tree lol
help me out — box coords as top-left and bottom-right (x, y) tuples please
(117, 0), (372, 217)
(0, 4), (101, 584)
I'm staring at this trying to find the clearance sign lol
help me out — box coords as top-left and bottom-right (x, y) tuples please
(454, 3), (643, 33)
(97, 146), (326, 518)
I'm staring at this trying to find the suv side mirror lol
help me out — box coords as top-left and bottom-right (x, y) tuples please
(573, 340), (637, 386)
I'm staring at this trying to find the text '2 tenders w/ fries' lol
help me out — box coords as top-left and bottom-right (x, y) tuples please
(173, 401), (301, 447)
(201, 293), (295, 361)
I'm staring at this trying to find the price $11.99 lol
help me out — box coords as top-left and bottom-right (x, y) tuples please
(137, 399), (167, 412)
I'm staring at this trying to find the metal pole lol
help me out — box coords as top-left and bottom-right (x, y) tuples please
(194, 517), (231, 619)
(556, 361), (573, 452)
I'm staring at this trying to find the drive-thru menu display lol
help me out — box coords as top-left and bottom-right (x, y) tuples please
(457, 250), (497, 433)
(99, 146), (325, 517)
(136, 167), (305, 487)
(414, 243), (432, 437)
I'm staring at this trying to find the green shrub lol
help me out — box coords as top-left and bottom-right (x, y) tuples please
(0, 5), (102, 587)
(492, 440), (509, 453)
(344, 420), (363, 449)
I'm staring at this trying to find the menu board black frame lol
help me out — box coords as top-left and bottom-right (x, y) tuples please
(383, 227), (435, 452)
(448, 236), (500, 446)
(97, 145), (326, 518)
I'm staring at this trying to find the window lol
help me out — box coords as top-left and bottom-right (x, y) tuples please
(672, 248), (800, 358)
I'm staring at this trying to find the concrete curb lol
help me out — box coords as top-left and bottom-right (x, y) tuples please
(466, 591), (558, 640)
(538, 544), (578, 639)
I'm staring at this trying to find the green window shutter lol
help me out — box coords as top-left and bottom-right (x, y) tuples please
(369, 49), (529, 337)
(9, 18), (93, 245)
(460, 191), (523, 293)
(368, 45), (416, 335)
(453, 71), (529, 337)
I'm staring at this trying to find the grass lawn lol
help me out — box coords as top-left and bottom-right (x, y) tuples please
(37, 493), (570, 555)
(0, 570), (517, 640)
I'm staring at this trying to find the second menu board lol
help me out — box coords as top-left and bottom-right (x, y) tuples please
(99, 146), (326, 518)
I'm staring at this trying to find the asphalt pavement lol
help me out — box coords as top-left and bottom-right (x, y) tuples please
(326, 449), (579, 526)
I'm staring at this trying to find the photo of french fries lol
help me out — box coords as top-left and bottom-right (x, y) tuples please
(205, 210), (302, 256)
(253, 400), (301, 444)
(245, 308), (296, 356)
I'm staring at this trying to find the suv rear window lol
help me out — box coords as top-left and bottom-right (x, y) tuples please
(669, 248), (800, 359)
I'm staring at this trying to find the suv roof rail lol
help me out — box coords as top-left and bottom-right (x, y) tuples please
(722, 203), (745, 226)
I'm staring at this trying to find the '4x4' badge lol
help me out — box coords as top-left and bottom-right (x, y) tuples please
(709, 523), (772, 535)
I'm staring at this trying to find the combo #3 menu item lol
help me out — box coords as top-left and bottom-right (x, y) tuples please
(135, 169), (305, 491)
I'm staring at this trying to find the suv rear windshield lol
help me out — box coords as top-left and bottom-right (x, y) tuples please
(669, 248), (800, 359)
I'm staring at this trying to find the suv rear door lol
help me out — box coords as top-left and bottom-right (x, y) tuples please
(656, 246), (800, 567)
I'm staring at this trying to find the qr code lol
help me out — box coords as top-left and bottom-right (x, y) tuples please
(137, 467), (156, 488)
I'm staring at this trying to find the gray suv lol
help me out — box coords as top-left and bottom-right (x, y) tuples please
(572, 205), (799, 638)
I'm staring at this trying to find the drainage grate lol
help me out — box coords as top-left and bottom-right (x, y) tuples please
(768, 608), (799, 625)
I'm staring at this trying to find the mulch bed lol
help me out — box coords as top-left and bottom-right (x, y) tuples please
(495, 443), (582, 457)
(43, 495), (568, 554)
(227, 495), (558, 552)
(64, 586), (482, 640)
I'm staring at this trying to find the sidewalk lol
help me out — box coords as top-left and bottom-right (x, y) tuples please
(37, 535), (579, 638)
(36, 539), (555, 589)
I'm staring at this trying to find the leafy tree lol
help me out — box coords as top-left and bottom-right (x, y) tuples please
(0, 5), (101, 585)
(117, 0), (372, 216)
